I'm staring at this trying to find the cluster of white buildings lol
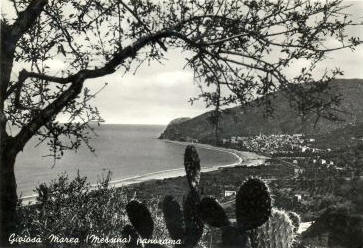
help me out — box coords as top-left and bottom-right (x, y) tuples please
(222, 134), (306, 153)
(222, 134), (341, 171)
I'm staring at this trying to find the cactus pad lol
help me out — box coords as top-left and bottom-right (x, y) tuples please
(236, 177), (271, 230)
(183, 191), (203, 247)
(162, 195), (185, 241)
(199, 197), (230, 227)
(221, 225), (250, 247)
(121, 224), (141, 248)
(126, 200), (154, 239)
(184, 145), (201, 192)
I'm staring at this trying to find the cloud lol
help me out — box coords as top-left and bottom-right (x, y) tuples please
(81, 67), (207, 124)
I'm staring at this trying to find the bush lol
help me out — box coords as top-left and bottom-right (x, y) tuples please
(15, 172), (169, 247)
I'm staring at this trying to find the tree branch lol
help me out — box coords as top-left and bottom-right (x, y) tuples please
(10, 0), (48, 42)
(13, 78), (84, 152)
(1, 0), (48, 108)
(118, 0), (167, 51)
(11, 29), (172, 150)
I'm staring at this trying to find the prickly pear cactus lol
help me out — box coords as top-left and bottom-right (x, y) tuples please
(162, 145), (204, 248)
(250, 209), (295, 248)
(123, 145), (277, 248)
(198, 176), (272, 248)
(162, 192), (203, 248)
(163, 146), (273, 248)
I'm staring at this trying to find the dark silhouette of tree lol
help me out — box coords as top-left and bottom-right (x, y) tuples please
(0, 0), (360, 244)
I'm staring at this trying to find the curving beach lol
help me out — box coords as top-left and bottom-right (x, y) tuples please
(21, 140), (267, 205)
(108, 140), (268, 187)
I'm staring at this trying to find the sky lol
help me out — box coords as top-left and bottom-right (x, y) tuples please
(2, 0), (363, 125)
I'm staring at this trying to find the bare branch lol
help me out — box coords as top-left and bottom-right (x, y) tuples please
(9, 0), (48, 42)
(11, 29), (172, 150)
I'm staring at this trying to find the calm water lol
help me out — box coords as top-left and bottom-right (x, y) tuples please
(15, 124), (237, 196)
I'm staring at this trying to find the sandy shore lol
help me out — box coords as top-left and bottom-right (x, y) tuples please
(21, 140), (267, 205)
(109, 140), (267, 187)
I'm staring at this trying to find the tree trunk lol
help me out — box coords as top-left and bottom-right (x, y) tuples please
(0, 138), (18, 246)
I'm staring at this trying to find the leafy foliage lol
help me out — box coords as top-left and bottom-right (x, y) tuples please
(16, 172), (169, 247)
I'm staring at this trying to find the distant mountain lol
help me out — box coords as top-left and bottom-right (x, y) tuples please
(159, 79), (363, 143)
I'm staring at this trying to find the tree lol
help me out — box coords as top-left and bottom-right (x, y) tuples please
(0, 0), (360, 244)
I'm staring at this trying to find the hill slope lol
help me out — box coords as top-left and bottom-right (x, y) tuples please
(159, 79), (363, 143)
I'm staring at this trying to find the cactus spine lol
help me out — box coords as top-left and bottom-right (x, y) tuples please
(250, 209), (295, 248)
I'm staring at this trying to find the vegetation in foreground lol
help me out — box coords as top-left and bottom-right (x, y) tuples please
(14, 145), (305, 248)
(14, 127), (363, 248)
(16, 172), (168, 248)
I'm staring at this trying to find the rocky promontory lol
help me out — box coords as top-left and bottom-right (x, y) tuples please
(159, 79), (363, 143)
(159, 117), (191, 140)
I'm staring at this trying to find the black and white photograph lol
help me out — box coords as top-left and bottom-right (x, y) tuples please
(1, 0), (363, 247)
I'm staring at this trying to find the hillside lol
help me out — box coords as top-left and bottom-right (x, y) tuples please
(159, 79), (363, 143)
(302, 209), (363, 247)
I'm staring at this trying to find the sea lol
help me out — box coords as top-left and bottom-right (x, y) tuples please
(15, 124), (238, 197)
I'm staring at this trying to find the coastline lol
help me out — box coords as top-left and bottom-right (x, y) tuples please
(21, 140), (267, 205)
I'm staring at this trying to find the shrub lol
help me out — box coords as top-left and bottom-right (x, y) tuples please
(16, 171), (169, 247)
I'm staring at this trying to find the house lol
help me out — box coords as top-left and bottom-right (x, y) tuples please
(294, 194), (302, 202)
(293, 134), (303, 137)
(224, 190), (236, 197)
(321, 159), (326, 165)
(230, 137), (238, 144)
